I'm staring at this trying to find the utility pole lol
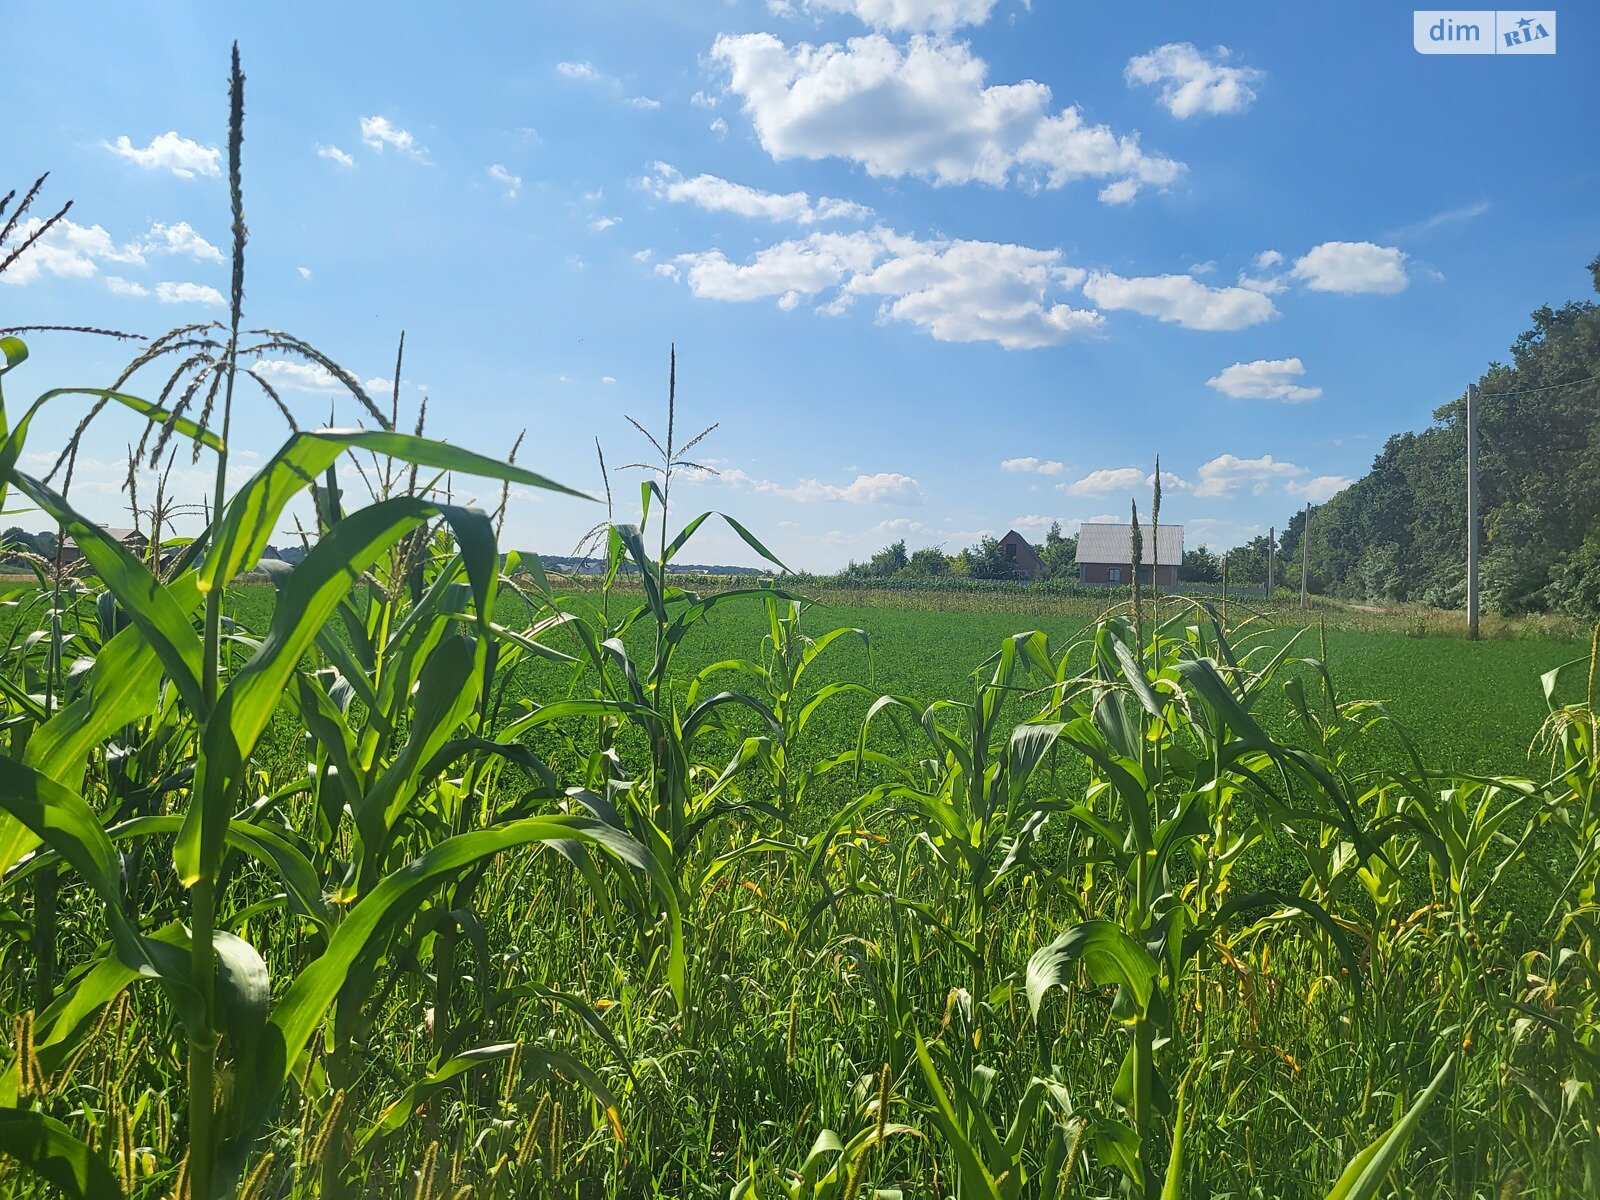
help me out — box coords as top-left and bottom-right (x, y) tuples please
(1466, 382), (1480, 640)
(1299, 503), (1310, 610)
(1268, 526), (1276, 597)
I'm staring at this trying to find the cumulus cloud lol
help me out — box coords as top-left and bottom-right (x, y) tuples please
(1286, 475), (1354, 503)
(104, 132), (221, 178)
(1000, 457), (1065, 475)
(711, 33), (1182, 201)
(298, 266), (313, 279)
(710, 117), (730, 139)
(316, 143), (355, 167)
(802, 0), (999, 32)
(151, 281), (224, 306)
(643, 163), (872, 224)
(1063, 467), (1147, 496)
(670, 227), (1102, 349)
(1193, 453), (1304, 498)
(250, 360), (344, 393)
(3, 216), (233, 297)
(1082, 271), (1277, 331)
(360, 116), (428, 160)
(1291, 241), (1407, 294)
(588, 215), (620, 232)
(488, 163), (522, 198)
(1125, 43), (1263, 118)
(0, 218), (142, 285)
(137, 221), (222, 263)
(1206, 357), (1322, 402)
(104, 277), (222, 306)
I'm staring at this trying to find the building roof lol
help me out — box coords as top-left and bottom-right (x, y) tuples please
(63, 526), (144, 547)
(1075, 522), (1183, 565)
(999, 529), (1044, 569)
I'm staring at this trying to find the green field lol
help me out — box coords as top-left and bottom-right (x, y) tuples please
(5, 335), (1599, 1198)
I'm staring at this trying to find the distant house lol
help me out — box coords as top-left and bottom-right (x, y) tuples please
(1075, 523), (1182, 587)
(58, 526), (149, 566)
(998, 529), (1045, 581)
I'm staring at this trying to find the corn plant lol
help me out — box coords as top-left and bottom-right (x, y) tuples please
(0, 50), (676, 1198)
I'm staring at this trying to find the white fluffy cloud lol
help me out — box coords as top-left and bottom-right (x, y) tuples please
(588, 216), (620, 232)
(250, 359), (343, 393)
(316, 143), (355, 167)
(643, 163), (872, 224)
(105, 278), (224, 306)
(1193, 453), (1304, 498)
(1291, 241), (1407, 294)
(104, 132), (220, 178)
(1082, 271), (1277, 331)
(1206, 357), (1322, 402)
(360, 116), (428, 160)
(802, 0), (999, 32)
(1125, 43), (1263, 118)
(711, 33), (1182, 201)
(0, 218), (142, 285)
(138, 222), (223, 263)
(1063, 467), (1146, 496)
(671, 227), (1101, 349)
(152, 281), (224, 306)
(1286, 475), (1355, 503)
(3, 217), (230, 296)
(488, 163), (522, 198)
(1000, 457), (1064, 475)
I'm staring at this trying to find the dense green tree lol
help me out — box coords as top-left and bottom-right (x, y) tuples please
(905, 546), (951, 577)
(1277, 254), (1600, 617)
(1037, 521), (1077, 580)
(1179, 545), (1221, 583)
(955, 535), (1023, 581)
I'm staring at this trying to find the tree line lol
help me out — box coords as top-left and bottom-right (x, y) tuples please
(1276, 253), (1600, 618)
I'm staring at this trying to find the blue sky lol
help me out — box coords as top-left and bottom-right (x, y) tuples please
(4, 1), (1597, 570)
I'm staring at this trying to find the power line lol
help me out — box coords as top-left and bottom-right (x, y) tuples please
(1479, 372), (1598, 399)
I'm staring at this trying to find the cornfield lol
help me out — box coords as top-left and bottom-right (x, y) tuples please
(1, 50), (1597, 1200)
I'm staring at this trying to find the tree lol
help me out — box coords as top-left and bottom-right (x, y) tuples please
(905, 546), (951, 577)
(956, 536), (1023, 581)
(1272, 252), (1600, 614)
(1179, 546), (1220, 583)
(1037, 521), (1077, 580)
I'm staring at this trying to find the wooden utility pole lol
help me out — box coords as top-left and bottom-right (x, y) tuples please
(1299, 503), (1310, 610)
(1466, 382), (1480, 640)
(1268, 526), (1276, 597)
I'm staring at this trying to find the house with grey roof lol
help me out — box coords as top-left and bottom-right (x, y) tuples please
(1074, 522), (1182, 587)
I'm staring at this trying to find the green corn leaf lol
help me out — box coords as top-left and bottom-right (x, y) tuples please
(0, 336), (27, 374)
(5, 471), (206, 715)
(358, 1043), (622, 1152)
(912, 1034), (1004, 1200)
(664, 510), (788, 573)
(226, 815), (675, 1155)
(202, 427), (589, 592)
(178, 498), (497, 886)
(0, 386), (221, 483)
(0, 1108), (123, 1200)
(1027, 919), (1158, 1020)
(1323, 1054), (1455, 1200)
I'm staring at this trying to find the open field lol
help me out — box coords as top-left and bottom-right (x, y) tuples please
(3, 67), (1597, 1197)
